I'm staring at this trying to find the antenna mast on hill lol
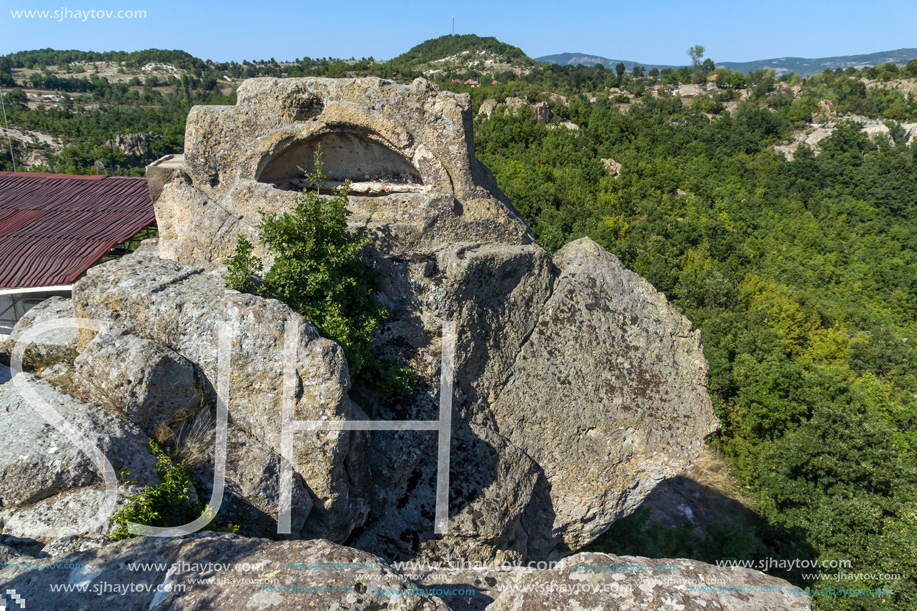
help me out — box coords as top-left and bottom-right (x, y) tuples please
(452, 16), (455, 36)
(0, 86), (16, 172)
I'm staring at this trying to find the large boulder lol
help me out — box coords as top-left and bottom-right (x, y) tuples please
(72, 255), (367, 542)
(490, 239), (716, 553)
(74, 329), (201, 439)
(478, 98), (498, 116)
(0, 374), (158, 510)
(0, 485), (143, 541)
(198, 427), (314, 539)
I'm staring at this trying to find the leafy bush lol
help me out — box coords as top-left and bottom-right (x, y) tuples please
(111, 440), (238, 539)
(225, 160), (415, 397)
(110, 440), (194, 540)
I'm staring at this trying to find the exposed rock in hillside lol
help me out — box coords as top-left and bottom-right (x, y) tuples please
(104, 133), (159, 160)
(531, 101), (552, 123)
(601, 157), (622, 177)
(863, 123), (891, 141)
(0, 534), (811, 611)
(775, 118), (913, 160)
(478, 98), (498, 116)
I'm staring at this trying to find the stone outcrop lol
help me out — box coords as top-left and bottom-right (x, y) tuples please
(531, 101), (553, 123)
(0, 76), (721, 576)
(487, 552), (811, 611)
(0, 534), (811, 611)
(478, 98), (498, 116)
(104, 133), (159, 161)
(125, 76), (720, 562)
(198, 428), (314, 539)
(775, 118), (917, 160)
(601, 157), (622, 177)
(0, 534), (453, 611)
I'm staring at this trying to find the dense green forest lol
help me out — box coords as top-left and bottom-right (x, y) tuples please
(1, 40), (916, 609)
(475, 99), (917, 610)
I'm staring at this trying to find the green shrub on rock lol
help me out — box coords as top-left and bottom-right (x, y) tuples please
(225, 160), (415, 397)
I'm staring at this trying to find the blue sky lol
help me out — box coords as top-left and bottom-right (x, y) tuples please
(3, 0), (916, 65)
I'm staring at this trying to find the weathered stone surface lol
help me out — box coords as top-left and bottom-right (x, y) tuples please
(0, 485), (142, 541)
(0, 536), (809, 611)
(486, 552), (811, 611)
(490, 238), (717, 554)
(863, 123), (891, 141)
(349, 243), (557, 560)
(198, 427), (313, 539)
(72, 254), (367, 542)
(74, 329), (201, 439)
(5, 297), (78, 363)
(39, 534), (108, 558)
(154, 77), (533, 266)
(0, 374), (158, 509)
(1, 533), (452, 610)
(0, 543), (34, 569)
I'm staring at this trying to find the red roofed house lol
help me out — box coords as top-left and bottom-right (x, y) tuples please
(0, 172), (155, 335)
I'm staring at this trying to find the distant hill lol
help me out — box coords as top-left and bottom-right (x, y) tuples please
(536, 53), (678, 73)
(389, 34), (536, 76)
(537, 48), (917, 76)
(720, 48), (917, 75)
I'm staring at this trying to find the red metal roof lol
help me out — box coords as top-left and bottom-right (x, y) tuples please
(0, 172), (155, 289)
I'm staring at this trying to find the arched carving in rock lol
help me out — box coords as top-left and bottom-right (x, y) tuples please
(257, 132), (424, 196)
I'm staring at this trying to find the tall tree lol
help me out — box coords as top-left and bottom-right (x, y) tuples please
(687, 44), (705, 70)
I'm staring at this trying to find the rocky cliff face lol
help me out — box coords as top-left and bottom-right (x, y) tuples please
(0, 76), (770, 609)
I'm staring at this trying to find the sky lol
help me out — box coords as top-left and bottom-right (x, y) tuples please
(2, 0), (916, 65)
